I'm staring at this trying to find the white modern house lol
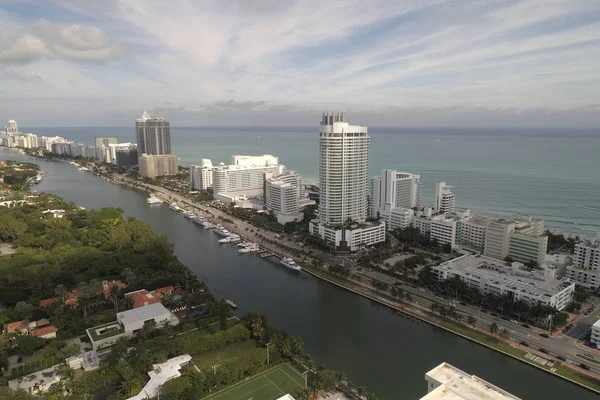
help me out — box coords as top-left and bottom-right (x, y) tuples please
(309, 112), (385, 251)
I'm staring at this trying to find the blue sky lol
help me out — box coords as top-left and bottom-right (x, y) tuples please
(0, 0), (599, 127)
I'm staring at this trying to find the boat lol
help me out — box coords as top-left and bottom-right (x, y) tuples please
(239, 244), (260, 253)
(225, 299), (237, 309)
(192, 215), (204, 225)
(280, 257), (302, 271)
(237, 242), (250, 247)
(147, 196), (163, 205)
(182, 210), (195, 219)
(213, 225), (231, 237)
(77, 167), (89, 171)
(202, 221), (216, 229)
(219, 237), (233, 244)
(169, 203), (180, 211)
(34, 174), (42, 184)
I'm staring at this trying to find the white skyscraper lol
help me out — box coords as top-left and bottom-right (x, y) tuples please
(190, 159), (213, 191)
(318, 112), (369, 225)
(7, 120), (18, 133)
(370, 170), (421, 218)
(310, 112), (385, 251)
(434, 182), (455, 215)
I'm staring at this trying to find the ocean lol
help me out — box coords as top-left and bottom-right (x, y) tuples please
(22, 126), (600, 236)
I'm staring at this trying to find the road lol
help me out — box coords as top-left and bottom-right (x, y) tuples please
(120, 177), (600, 377)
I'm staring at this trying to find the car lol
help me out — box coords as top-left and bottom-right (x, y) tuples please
(580, 363), (590, 370)
(394, 282), (403, 287)
(539, 333), (550, 338)
(520, 341), (529, 347)
(510, 319), (518, 324)
(459, 301), (467, 306)
(481, 309), (489, 314)
(521, 324), (531, 329)
(539, 348), (549, 354)
(501, 316), (510, 321)
(17, 357), (22, 364)
(557, 355), (567, 361)
(584, 353), (595, 359)
(491, 313), (498, 317)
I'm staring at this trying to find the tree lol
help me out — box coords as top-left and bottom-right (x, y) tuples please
(467, 315), (477, 326)
(54, 284), (68, 304)
(250, 315), (264, 340)
(405, 292), (412, 303)
(500, 329), (510, 340)
(16, 335), (45, 354)
(0, 214), (28, 241)
(219, 299), (228, 331)
(15, 301), (34, 334)
(489, 322), (499, 335)
(77, 282), (91, 321)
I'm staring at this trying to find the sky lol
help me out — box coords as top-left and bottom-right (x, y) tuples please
(0, 0), (600, 128)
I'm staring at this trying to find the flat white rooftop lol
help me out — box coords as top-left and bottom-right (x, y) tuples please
(116, 302), (171, 327)
(127, 354), (192, 400)
(593, 319), (600, 330)
(423, 363), (520, 400)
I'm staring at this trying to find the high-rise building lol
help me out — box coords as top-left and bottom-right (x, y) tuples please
(212, 155), (285, 199)
(265, 170), (303, 224)
(483, 219), (515, 260)
(95, 137), (118, 148)
(95, 137), (119, 160)
(566, 238), (600, 290)
(190, 159), (213, 191)
(138, 154), (178, 178)
(115, 144), (138, 167)
(136, 111), (171, 155)
(369, 170), (420, 229)
(434, 182), (455, 215)
(7, 120), (18, 133)
(309, 112), (385, 251)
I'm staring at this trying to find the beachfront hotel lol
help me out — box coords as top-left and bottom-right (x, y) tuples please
(189, 159), (213, 191)
(136, 111), (178, 177)
(309, 112), (385, 251)
(369, 169), (421, 229)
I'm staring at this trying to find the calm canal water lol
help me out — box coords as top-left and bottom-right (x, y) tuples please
(4, 151), (596, 400)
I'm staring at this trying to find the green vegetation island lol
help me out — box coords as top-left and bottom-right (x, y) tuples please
(0, 160), (373, 400)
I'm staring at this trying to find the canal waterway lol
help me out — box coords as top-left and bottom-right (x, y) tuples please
(4, 151), (596, 400)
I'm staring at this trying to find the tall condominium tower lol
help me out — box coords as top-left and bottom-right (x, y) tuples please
(7, 120), (18, 133)
(370, 170), (421, 217)
(136, 111), (171, 155)
(318, 112), (370, 226)
(434, 182), (455, 215)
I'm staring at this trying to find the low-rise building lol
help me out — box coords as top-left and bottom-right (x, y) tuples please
(591, 319), (600, 348)
(127, 354), (192, 400)
(431, 254), (574, 310)
(309, 220), (386, 252)
(460, 215), (491, 249)
(138, 153), (178, 178)
(508, 232), (548, 267)
(565, 238), (600, 290)
(125, 286), (174, 309)
(9, 365), (62, 393)
(422, 362), (520, 399)
(66, 349), (100, 371)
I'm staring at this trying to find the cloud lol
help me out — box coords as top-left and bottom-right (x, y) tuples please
(0, 19), (120, 64)
(2, 69), (42, 82)
(202, 99), (300, 113)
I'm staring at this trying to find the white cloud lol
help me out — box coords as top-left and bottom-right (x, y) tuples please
(0, 19), (120, 64)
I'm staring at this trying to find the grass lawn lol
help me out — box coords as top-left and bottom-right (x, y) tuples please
(193, 340), (260, 370)
(190, 318), (239, 338)
(576, 354), (600, 365)
(201, 363), (305, 400)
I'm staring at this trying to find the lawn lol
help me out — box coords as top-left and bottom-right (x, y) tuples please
(190, 318), (239, 338)
(193, 340), (260, 370)
(201, 363), (305, 400)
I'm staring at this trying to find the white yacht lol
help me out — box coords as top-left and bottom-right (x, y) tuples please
(213, 225), (231, 237)
(34, 174), (43, 184)
(182, 210), (195, 219)
(280, 257), (301, 271)
(202, 221), (216, 229)
(219, 237), (233, 244)
(237, 242), (250, 248)
(147, 196), (163, 205)
(169, 202), (181, 211)
(192, 215), (204, 225)
(239, 244), (260, 253)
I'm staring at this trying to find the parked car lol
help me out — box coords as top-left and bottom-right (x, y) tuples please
(491, 313), (498, 317)
(539, 333), (550, 338)
(584, 353), (595, 359)
(17, 357), (22, 364)
(539, 348), (549, 354)
(520, 341), (529, 347)
(501, 316), (510, 321)
(521, 324), (531, 329)
(459, 301), (467, 306)
(557, 355), (567, 361)
(580, 363), (590, 370)
(394, 282), (403, 287)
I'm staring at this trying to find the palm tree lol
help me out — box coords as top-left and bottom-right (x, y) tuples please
(55, 284), (68, 304)
(280, 338), (292, 358)
(489, 322), (499, 335)
(77, 282), (91, 320)
(251, 316), (264, 340)
(467, 315), (477, 326)
(15, 301), (34, 334)
(109, 285), (120, 312)
(431, 303), (439, 314)
(500, 329), (510, 340)
(89, 279), (103, 296)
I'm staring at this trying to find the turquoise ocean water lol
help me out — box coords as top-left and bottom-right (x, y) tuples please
(23, 126), (600, 236)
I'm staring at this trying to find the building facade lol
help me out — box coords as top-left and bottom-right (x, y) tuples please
(212, 155), (285, 196)
(592, 319), (600, 348)
(508, 232), (548, 266)
(484, 219), (515, 260)
(115, 144), (138, 167)
(138, 154), (178, 178)
(460, 215), (491, 249)
(265, 171), (303, 224)
(566, 238), (600, 290)
(369, 170), (420, 226)
(7, 119), (18, 133)
(136, 111), (171, 155)
(189, 159), (214, 191)
(434, 182), (455, 215)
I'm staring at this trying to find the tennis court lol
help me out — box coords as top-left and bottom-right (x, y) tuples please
(203, 363), (305, 400)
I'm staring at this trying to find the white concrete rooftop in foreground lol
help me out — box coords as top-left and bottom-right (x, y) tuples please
(127, 354), (192, 400)
(422, 362), (520, 400)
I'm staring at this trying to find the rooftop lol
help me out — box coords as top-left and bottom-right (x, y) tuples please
(117, 302), (171, 327)
(31, 326), (58, 337)
(423, 362), (520, 400)
(127, 354), (192, 400)
(8, 365), (62, 392)
(435, 255), (573, 298)
(593, 319), (600, 330)
(86, 321), (125, 342)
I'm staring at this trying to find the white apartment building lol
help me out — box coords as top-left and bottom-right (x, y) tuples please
(434, 182), (455, 215)
(370, 170), (420, 220)
(309, 112), (385, 251)
(422, 362), (520, 400)
(484, 219), (515, 260)
(431, 255), (575, 310)
(190, 159), (213, 191)
(39, 136), (68, 152)
(7, 119), (18, 133)
(265, 170), (303, 224)
(460, 215), (491, 249)
(429, 215), (460, 247)
(591, 319), (600, 348)
(566, 238), (600, 290)
(212, 155), (286, 200)
(389, 207), (415, 231)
